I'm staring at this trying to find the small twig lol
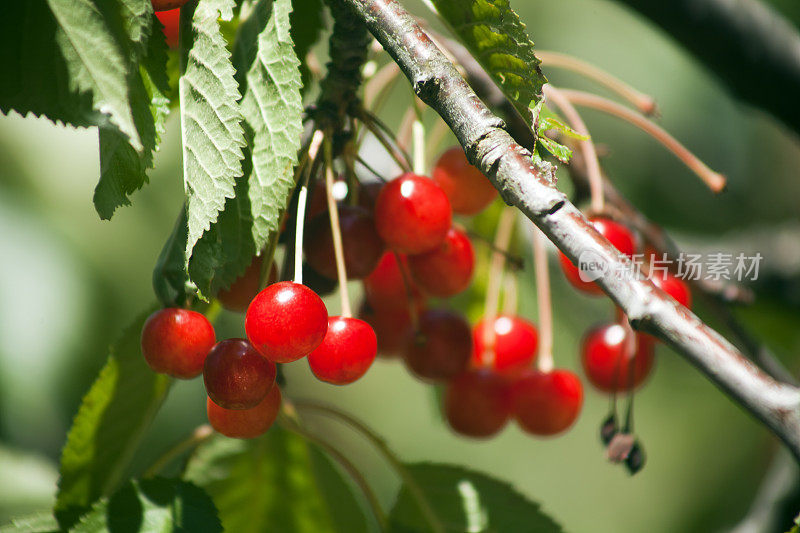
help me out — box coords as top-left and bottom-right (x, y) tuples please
(532, 225), (554, 373)
(355, 155), (389, 183)
(361, 112), (413, 172)
(323, 134), (353, 317)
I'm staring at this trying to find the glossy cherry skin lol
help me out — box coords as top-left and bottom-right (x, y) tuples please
(408, 227), (475, 298)
(559, 217), (636, 295)
(403, 309), (472, 381)
(141, 308), (215, 379)
(363, 252), (425, 313)
(155, 9), (180, 48)
(445, 369), (513, 438)
(245, 281), (328, 363)
(304, 205), (385, 280)
(217, 256), (278, 313)
(471, 315), (538, 375)
(432, 147), (497, 215)
(203, 339), (277, 409)
(206, 386), (281, 439)
(651, 271), (692, 309)
(152, 0), (190, 12)
(374, 173), (452, 254)
(513, 369), (583, 436)
(581, 323), (655, 392)
(358, 301), (414, 357)
(308, 317), (377, 385)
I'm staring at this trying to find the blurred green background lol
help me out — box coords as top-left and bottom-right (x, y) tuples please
(1, 0), (800, 531)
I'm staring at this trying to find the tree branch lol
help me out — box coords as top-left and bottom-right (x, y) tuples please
(336, 0), (800, 461)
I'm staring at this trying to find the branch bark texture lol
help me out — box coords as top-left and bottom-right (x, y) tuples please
(336, 0), (800, 461)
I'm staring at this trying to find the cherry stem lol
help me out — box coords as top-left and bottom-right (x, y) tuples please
(363, 61), (400, 111)
(394, 251), (420, 331)
(323, 134), (353, 318)
(360, 111), (413, 172)
(482, 208), (517, 367)
(465, 228), (524, 271)
(544, 85), (605, 213)
(412, 119), (426, 175)
(355, 155), (388, 183)
(532, 225), (554, 373)
(396, 106), (415, 153)
(294, 130), (326, 285)
(426, 118), (451, 166)
(142, 424), (214, 478)
(559, 89), (727, 193)
(538, 51), (658, 116)
(502, 271), (518, 316)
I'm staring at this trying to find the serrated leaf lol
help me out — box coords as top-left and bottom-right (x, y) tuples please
(430, 0), (547, 124)
(0, 513), (58, 533)
(537, 135), (572, 163)
(184, 428), (369, 533)
(389, 462), (563, 532)
(72, 478), (221, 533)
(54, 308), (171, 527)
(180, 0), (246, 270)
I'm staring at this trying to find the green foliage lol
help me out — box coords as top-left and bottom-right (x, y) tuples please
(0, 447), (58, 524)
(389, 463), (563, 532)
(54, 309), (171, 527)
(0, 513), (58, 533)
(184, 427), (369, 532)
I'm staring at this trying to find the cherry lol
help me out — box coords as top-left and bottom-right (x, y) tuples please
(303, 263), (339, 296)
(151, 0), (190, 12)
(216, 256), (278, 313)
(206, 385), (281, 439)
(374, 173), (452, 254)
(141, 308), (215, 379)
(581, 323), (655, 392)
(408, 227), (475, 298)
(245, 281), (328, 363)
(444, 369), (513, 438)
(651, 270), (692, 308)
(308, 317), (377, 384)
(155, 9), (180, 49)
(559, 216), (636, 295)
(513, 369), (583, 436)
(432, 147), (497, 215)
(471, 315), (538, 375)
(203, 339), (277, 409)
(304, 205), (385, 280)
(358, 301), (414, 356)
(363, 252), (425, 313)
(356, 181), (384, 213)
(403, 309), (472, 381)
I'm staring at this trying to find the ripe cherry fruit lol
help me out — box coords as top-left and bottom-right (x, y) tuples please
(245, 281), (328, 363)
(358, 301), (415, 357)
(206, 385), (281, 439)
(650, 270), (692, 309)
(151, 0), (190, 12)
(559, 216), (636, 295)
(581, 323), (655, 392)
(203, 339), (277, 409)
(403, 309), (472, 381)
(141, 308), (215, 379)
(471, 315), (538, 375)
(155, 9), (180, 49)
(432, 147), (497, 215)
(308, 317), (377, 385)
(408, 227), (475, 298)
(363, 252), (425, 313)
(445, 369), (513, 438)
(217, 255), (278, 313)
(513, 369), (583, 436)
(374, 173), (452, 254)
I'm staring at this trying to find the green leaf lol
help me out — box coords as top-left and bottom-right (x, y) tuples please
(389, 463), (563, 532)
(54, 308), (171, 527)
(537, 135), (572, 164)
(184, 427), (369, 533)
(430, 0), (547, 124)
(179, 0), (246, 272)
(0, 513), (58, 533)
(72, 478), (221, 533)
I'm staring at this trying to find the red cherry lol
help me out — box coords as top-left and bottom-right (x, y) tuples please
(432, 147), (497, 215)
(304, 206), (385, 280)
(471, 315), (538, 375)
(141, 308), (215, 379)
(155, 8), (180, 48)
(358, 301), (414, 357)
(203, 339), (277, 409)
(245, 281), (328, 363)
(559, 217), (636, 295)
(403, 309), (472, 381)
(216, 256), (278, 313)
(151, 0), (189, 12)
(444, 369), (513, 438)
(408, 227), (475, 298)
(651, 271), (692, 309)
(581, 323), (655, 392)
(206, 386), (281, 439)
(513, 369), (583, 436)
(374, 173), (452, 254)
(363, 252), (425, 313)
(308, 317), (377, 385)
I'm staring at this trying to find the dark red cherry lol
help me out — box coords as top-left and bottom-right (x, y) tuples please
(245, 281), (328, 363)
(444, 369), (513, 438)
(471, 315), (538, 375)
(358, 301), (415, 357)
(363, 252), (425, 313)
(374, 173), (452, 254)
(303, 263), (339, 296)
(152, 0), (189, 12)
(356, 181), (384, 213)
(304, 205), (385, 280)
(206, 385), (281, 439)
(217, 256), (278, 313)
(513, 369), (583, 436)
(408, 227), (475, 298)
(203, 339), (277, 409)
(559, 217), (636, 295)
(432, 147), (497, 215)
(651, 271), (692, 309)
(155, 8), (180, 48)
(308, 317), (377, 385)
(581, 323), (655, 392)
(403, 309), (471, 381)
(141, 308), (215, 379)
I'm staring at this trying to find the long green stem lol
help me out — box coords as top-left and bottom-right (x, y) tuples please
(143, 424), (214, 478)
